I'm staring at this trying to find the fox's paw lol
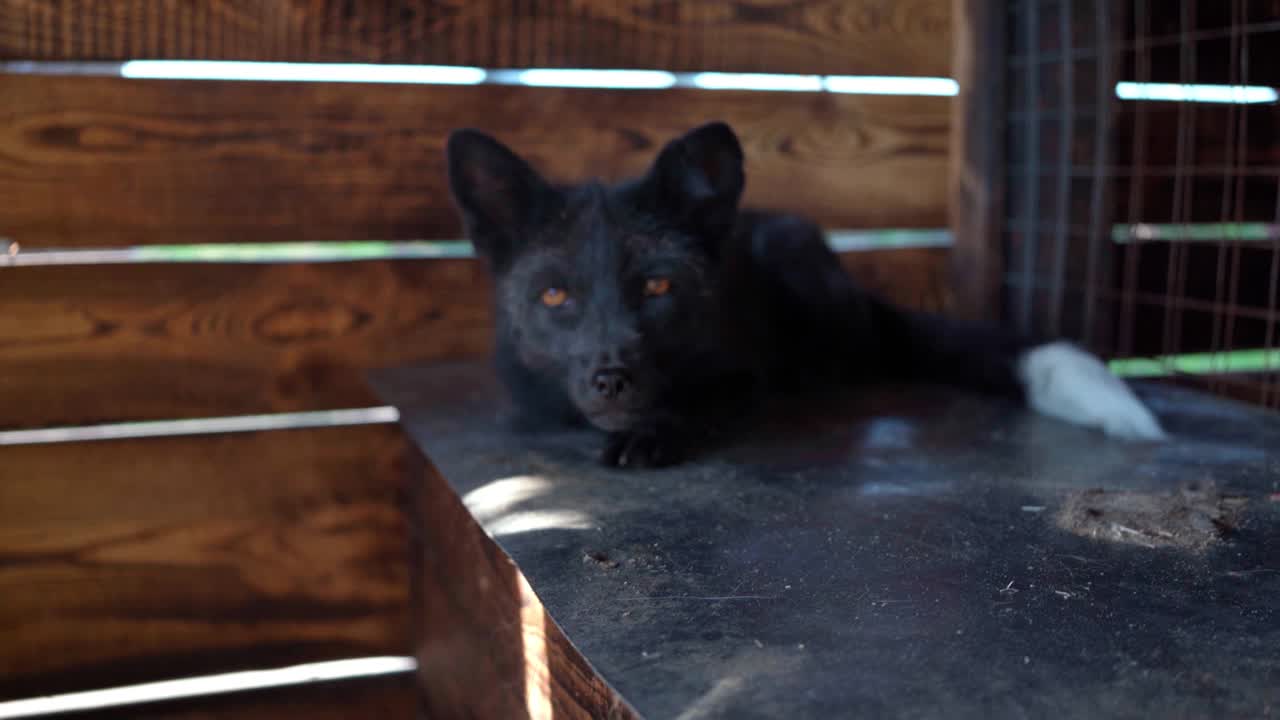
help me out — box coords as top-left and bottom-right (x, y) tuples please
(601, 429), (681, 468)
(1017, 341), (1167, 441)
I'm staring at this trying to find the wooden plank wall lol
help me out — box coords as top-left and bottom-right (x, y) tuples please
(0, 247), (949, 429)
(0, 0), (957, 428)
(1, 75), (950, 246)
(0, 425), (415, 700)
(0, 1), (955, 714)
(0, 424), (640, 718)
(0, 0), (952, 76)
(0, 260), (492, 428)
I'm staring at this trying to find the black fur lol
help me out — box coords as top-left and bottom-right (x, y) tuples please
(447, 122), (1039, 468)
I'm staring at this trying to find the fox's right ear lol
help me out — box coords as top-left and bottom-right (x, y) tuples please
(446, 129), (557, 270)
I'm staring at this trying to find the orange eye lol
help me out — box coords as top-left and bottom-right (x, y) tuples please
(644, 277), (671, 297)
(540, 287), (568, 307)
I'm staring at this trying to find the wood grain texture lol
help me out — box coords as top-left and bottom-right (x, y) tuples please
(1116, 6), (1280, 88)
(0, 424), (415, 700)
(1113, 104), (1280, 224)
(0, 74), (950, 248)
(1163, 373), (1280, 412)
(101, 673), (418, 720)
(0, 0), (952, 76)
(411, 446), (638, 719)
(0, 249), (947, 429)
(947, 0), (1006, 323)
(1106, 241), (1280, 359)
(0, 259), (493, 429)
(839, 245), (953, 313)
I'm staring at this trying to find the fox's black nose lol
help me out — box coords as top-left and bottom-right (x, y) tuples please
(591, 368), (631, 400)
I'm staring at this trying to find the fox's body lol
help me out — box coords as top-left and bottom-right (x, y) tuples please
(447, 122), (1165, 467)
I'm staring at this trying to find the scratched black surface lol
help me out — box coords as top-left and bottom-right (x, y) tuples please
(373, 362), (1280, 719)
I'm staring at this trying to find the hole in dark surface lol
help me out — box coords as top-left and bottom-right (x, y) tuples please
(584, 551), (620, 569)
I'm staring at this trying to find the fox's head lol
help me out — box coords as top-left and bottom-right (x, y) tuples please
(446, 122), (745, 432)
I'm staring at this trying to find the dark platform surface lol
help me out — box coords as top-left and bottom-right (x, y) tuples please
(373, 362), (1280, 719)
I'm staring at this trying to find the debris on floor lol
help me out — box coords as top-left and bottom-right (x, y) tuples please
(1055, 481), (1249, 552)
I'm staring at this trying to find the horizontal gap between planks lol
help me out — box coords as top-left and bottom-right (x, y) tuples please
(1006, 222), (1280, 244)
(1110, 349), (1280, 379)
(1, 60), (960, 96)
(7, 223), (1269, 266)
(5, 232), (1272, 382)
(5, 62), (1272, 106)
(1113, 223), (1280, 243)
(1114, 81), (1279, 104)
(0, 657), (416, 719)
(0, 407), (400, 446)
(0, 230), (953, 267)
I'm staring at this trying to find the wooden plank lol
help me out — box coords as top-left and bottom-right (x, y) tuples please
(1162, 373), (1280, 412)
(1116, 8), (1280, 88)
(838, 245), (953, 313)
(1112, 241), (1280, 315)
(0, 0), (952, 77)
(1106, 241), (1280, 358)
(380, 359), (1280, 719)
(0, 74), (951, 248)
(1115, 104), (1280, 171)
(947, 0), (1006, 323)
(95, 673), (418, 720)
(0, 424), (414, 700)
(0, 249), (947, 429)
(0, 259), (493, 429)
(1111, 25), (1280, 225)
(1113, 104), (1280, 225)
(410, 443), (638, 719)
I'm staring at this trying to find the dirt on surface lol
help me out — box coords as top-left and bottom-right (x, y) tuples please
(1056, 481), (1249, 552)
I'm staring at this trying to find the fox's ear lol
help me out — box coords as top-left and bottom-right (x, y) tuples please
(639, 121), (745, 240)
(446, 129), (557, 270)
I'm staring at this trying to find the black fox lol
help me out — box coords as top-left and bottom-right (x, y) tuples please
(446, 122), (1165, 468)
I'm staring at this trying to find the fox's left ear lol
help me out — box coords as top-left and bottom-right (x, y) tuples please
(638, 121), (745, 240)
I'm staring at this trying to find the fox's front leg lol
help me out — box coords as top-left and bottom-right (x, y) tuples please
(601, 427), (681, 468)
(600, 418), (694, 469)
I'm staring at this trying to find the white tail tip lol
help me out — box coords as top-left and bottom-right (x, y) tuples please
(1018, 342), (1168, 441)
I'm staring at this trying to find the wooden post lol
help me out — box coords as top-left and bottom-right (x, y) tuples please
(410, 447), (639, 719)
(948, 0), (1008, 323)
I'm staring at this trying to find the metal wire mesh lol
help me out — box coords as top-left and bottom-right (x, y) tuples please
(1004, 0), (1280, 410)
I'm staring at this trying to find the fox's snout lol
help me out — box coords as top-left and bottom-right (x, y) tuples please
(571, 349), (648, 432)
